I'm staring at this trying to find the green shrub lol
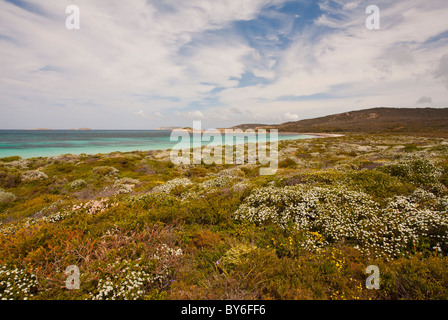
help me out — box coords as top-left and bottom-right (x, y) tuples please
(0, 156), (21, 163)
(283, 170), (344, 186)
(376, 254), (448, 299)
(380, 158), (442, 187)
(0, 190), (16, 204)
(403, 144), (420, 152)
(92, 166), (119, 176)
(186, 167), (208, 177)
(0, 170), (22, 188)
(46, 162), (75, 174)
(68, 179), (87, 190)
(21, 170), (49, 181)
(279, 158), (297, 168)
(347, 170), (414, 199)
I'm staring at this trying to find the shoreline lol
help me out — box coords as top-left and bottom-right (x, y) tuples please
(0, 132), (325, 163)
(277, 132), (344, 137)
(0, 132), (330, 160)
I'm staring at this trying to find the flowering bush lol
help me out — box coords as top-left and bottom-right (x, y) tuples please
(0, 266), (39, 300)
(3, 159), (29, 170)
(40, 211), (72, 223)
(152, 244), (183, 260)
(90, 259), (162, 300)
(91, 243), (182, 300)
(199, 176), (233, 189)
(152, 178), (193, 194)
(68, 179), (87, 190)
(377, 190), (448, 257)
(380, 158), (443, 188)
(113, 178), (140, 195)
(235, 185), (448, 258)
(114, 178), (140, 187)
(72, 198), (116, 215)
(0, 206), (72, 235)
(21, 170), (48, 181)
(232, 181), (251, 192)
(217, 168), (245, 179)
(199, 168), (244, 189)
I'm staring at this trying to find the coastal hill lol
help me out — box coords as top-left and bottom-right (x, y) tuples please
(232, 107), (448, 135)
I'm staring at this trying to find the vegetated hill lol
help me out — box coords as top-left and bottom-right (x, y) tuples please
(230, 123), (270, 131)
(233, 107), (448, 134)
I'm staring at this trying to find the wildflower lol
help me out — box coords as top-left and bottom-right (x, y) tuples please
(234, 185), (448, 258)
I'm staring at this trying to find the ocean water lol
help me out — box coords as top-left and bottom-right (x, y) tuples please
(0, 130), (315, 159)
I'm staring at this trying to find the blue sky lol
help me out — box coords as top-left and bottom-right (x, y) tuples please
(0, 0), (448, 129)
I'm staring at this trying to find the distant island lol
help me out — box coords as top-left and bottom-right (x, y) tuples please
(155, 126), (180, 131)
(26, 128), (92, 131)
(156, 127), (230, 133)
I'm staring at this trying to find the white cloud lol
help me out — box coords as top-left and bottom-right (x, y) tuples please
(184, 40), (255, 87)
(175, 110), (205, 119)
(284, 112), (300, 121)
(135, 110), (150, 119)
(214, 0), (448, 124)
(343, 1), (362, 10)
(0, 0), (447, 129)
(0, 0), (289, 128)
(136, 110), (166, 119)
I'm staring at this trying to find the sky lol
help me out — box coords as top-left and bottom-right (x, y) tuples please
(0, 0), (447, 129)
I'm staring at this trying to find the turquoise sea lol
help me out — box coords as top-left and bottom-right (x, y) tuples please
(0, 130), (315, 159)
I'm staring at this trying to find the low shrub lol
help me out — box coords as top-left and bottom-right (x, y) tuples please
(0, 170), (22, 188)
(0, 190), (16, 204)
(92, 166), (119, 177)
(380, 158), (442, 188)
(0, 265), (39, 300)
(346, 170), (415, 199)
(21, 170), (49, 182)
(68, 179), (87, 190)
(0, 156), (21, 163)
(235, 185), (448, 258)
(279, 158), (297, 168)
